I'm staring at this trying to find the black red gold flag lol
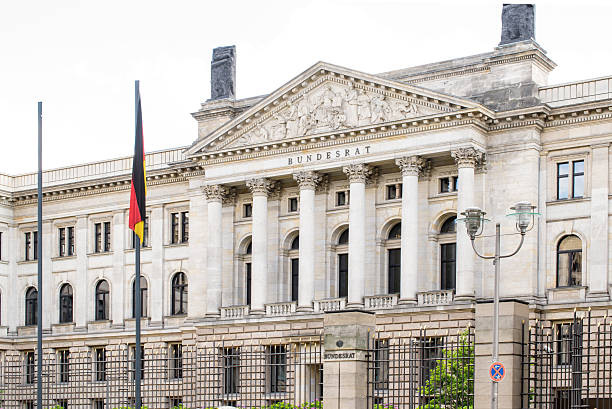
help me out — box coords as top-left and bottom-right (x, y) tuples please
(129, 82), (147, 242)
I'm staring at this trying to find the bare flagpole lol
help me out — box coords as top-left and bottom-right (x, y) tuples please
(134, 80), (143, 409)
(37, 101), (43, 409)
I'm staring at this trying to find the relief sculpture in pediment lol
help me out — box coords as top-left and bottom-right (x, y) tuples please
(235, 83), (422, 146)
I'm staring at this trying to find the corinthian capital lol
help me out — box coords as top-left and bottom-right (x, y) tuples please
(293, 171), (323, 190)
(451, 147), (485, 169)
(342, 163), (377, 184)
(246, 178), (278, 197)
(203, 184), (227, 203)
(395, 156), (429, 177)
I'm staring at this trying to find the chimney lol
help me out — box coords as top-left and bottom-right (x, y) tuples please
(499, 4), (535, 46)
(210, 45), (236, 100)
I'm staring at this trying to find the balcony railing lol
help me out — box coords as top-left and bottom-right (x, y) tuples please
(265, 301), (297, 316)
(364, 294), (399, 310)
(220, 305), (249, 319)
(417, 289), (454, 306)
(538, 76), (612, 107)
(313, 297), (347, 312)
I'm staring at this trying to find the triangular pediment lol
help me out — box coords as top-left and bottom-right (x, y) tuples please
(185, 62), (479, 156)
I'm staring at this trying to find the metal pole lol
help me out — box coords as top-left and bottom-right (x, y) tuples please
(134, 80), (143, 409)
(492, 222), (500, 409)
(37, 101), (43, 409)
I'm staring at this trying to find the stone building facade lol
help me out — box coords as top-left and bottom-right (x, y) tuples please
(0, 4), (611, 408)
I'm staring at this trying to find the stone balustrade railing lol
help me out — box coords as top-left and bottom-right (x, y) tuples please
(538, 76), (612, 107)
(265, 301), (297, 316)
(220, 305), (250, 319)
(313, 297), (347, 312)
(417, 289), (454, 306)
(364, 294), (399, 310)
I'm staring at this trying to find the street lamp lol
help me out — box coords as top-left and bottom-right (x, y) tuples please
(458, 201), (538, 409)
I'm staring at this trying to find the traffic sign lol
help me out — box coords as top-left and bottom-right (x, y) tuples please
(489, 361), (505, 382)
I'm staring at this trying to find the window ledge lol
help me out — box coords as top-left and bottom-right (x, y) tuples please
(87, 251), (112, 257)
(124, 247), (152, 253)
(163, 242), (188, 249)
(0, 260), (8, 265)
(17, 260), (38, 265)
(428, 192), (457, 202)
(52, 322), (75, 334)
(547, 286), (587, 304)
(547, 197), (590, 205)
(51, 255), (76, 261)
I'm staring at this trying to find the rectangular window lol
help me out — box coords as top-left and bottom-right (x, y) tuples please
(33, 231), (38, 260)
(56, 400), (68, 409)
(25, 351), (35, 384)
(288, 197), (299, 213)
(94, 223), (102, 253)
(440, 243), (457, 291)
(67, 226), (75, 256)
(386, 184), (402, 200)
(291, 258), (299, 302)
(23, 402), (34, 409)
(93, 347), (106, 382)
(420, 337), (444, 386)
(243, 203), (252, 218)
(557, 162), (569, 199)
(58, 349), (70, 383)
(130, 345), (145, 381)
(103, 222), (111, 252)
(223, 347), (240, 395)
(336, 191), (348, 206)
(25, 232), (31, 261)
(59, 227), (66, 257)
(440, 177), (458, 193)
(374, 339), (389, 391)
(338, 253), (348, 298)
(181, 211), (189, 243)
(246, 262), (252, 305)
(92, 399), (104, 409)
(170, 212), (189, 244)
(169, 398), (182, 408)
(572, 160), (584, 198)
(388, 249), (401, 294)
(267, 345), (287, 393)
(169, 344), (183, 379)
(555, 323), (573, 366)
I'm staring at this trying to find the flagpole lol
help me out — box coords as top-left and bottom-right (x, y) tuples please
(134, 80), (143, 409)
(36, 101), (43, 409)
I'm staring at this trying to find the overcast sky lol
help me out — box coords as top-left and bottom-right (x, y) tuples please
(1, 0), (610, 174)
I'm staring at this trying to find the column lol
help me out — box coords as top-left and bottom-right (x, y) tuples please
(589, 143), (610, 298)
(246, 178), (276, 313)
(395, 156), (426, 303)
(204, 185), (225, 316)
(452, 147), (482, 301)
(293, 171), (322, 311)
(342, 164), (374, 307)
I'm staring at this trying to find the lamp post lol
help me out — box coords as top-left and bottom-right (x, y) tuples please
(459, 201), (538, 409)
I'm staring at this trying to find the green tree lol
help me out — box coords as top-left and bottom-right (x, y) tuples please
(418, 329), (474, 409)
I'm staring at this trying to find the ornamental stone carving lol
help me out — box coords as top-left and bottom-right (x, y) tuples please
(451, 147), (486, 169)
(246, 178), (278, 197)
(395, 156), (429, 177)
(203, 184), (228, 202)
(293, 171), (323, 190)
(342, 163), (377, 184)
(235, 83), (423, 146)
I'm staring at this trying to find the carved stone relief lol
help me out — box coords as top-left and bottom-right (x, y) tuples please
(234, 82), (426, 147)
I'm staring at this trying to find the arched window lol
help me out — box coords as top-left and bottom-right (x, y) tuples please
(171, 272), (188, 315)
(289, 235), (300, 302)
(243, 238), (252, 305)
(59, 283), (73, 323)
(387, 222), (401, 294)
(132, 277), (148, 318)
(336, 228), (349, 298)
(95, 280), (109, 321)
(557, 235), (582, 287)
(25, 287), (37, 326)
(439, 215), (457, 291)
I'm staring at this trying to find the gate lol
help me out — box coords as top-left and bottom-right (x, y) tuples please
(521, 311), (612, 409)
(366, 327), (474, 409)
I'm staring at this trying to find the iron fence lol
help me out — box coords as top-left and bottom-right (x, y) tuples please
(521, 311), (612, 409)
(0, 337), (323, 409)
(366, 327), (474, 409)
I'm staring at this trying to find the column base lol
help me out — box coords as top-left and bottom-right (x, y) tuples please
(454, 294), (476, 303)
(398, 298), (417, 305)
(587, 290), (610, 301)
(249, 308), (265, 315)
(297, 305), (314, 312)
(205, 312), (221, 318)
(345, 302), (365, 310)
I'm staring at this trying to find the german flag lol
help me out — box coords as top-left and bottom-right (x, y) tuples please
(129, 81), (147, 243)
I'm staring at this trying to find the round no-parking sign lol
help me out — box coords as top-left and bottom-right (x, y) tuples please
(489, 361), (505, 382)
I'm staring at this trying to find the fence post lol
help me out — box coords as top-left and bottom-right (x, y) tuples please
(475, 300), (529, 409)
(323, 310), (375, 409)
